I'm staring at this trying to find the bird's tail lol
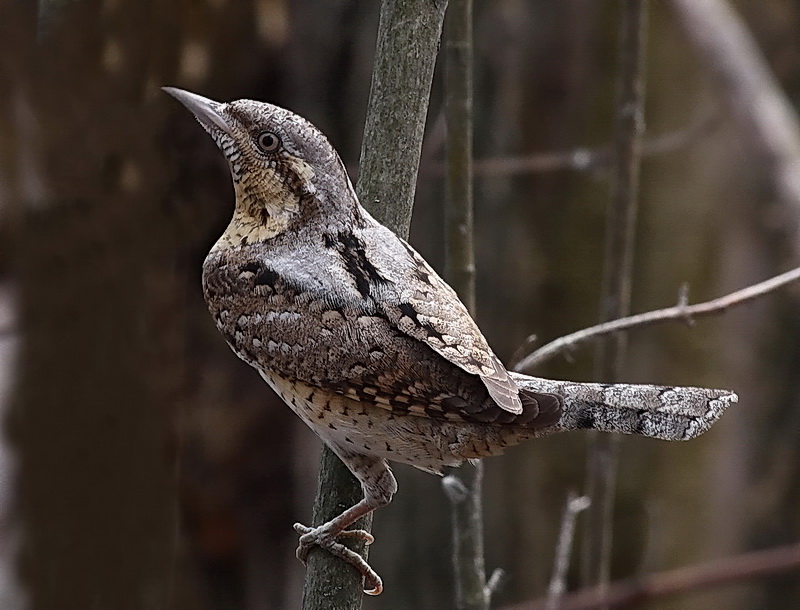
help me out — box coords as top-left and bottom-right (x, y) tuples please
(511, 372), (737, 441)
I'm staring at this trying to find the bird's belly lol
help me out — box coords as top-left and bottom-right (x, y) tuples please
(258, 371), (536, 474)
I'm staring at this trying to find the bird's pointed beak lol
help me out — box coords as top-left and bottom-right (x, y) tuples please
(162, 87), (232, 136)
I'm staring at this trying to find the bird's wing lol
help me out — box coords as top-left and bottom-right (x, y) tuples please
(376, 239), (525, 415)
(204, 248), (563, 425)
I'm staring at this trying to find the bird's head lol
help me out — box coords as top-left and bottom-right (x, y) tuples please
(164, 87), (356, 246)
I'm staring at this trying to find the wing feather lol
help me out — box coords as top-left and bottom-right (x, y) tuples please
(378, 240), (524, 415)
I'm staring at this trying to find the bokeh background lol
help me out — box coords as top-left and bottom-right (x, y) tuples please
(1, 1), (799, 609)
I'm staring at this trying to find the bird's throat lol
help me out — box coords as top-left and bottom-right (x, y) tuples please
(212, 205), (296, 250)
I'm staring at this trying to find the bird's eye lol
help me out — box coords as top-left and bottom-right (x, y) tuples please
(256, 131), (281, 153)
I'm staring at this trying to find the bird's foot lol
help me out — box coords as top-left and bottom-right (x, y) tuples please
(293, 522), (382, 595)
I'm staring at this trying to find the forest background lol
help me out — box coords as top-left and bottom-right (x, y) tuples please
(1, 1), (799, 609)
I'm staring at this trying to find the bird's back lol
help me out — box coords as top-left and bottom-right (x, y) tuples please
(202, 219), (561, 436)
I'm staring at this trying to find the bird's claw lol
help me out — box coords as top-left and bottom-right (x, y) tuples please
(293, 522), (383, 595)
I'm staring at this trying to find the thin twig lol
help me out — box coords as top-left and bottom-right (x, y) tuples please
(467, 114), (718, 177)
(514, 266), (800, 372)
(547, 492), (592, 610)
(443, 466), (491, 610)
(581, 0), (647, 595)
(503, 542), (800, 610)
(486, 568), (507, 599)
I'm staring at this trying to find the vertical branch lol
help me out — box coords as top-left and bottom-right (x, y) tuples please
(547, 492), (592, 610)
(441, 1), (496, 609)
(581, 0), (648, 595)
(358, 0), (450, 237)
(302, 1), (448, 608)
(444, 0), (475, 313)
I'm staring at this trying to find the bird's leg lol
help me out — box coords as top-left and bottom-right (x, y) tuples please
(294, 450), (397, 595)
(293, 496), (383, 593)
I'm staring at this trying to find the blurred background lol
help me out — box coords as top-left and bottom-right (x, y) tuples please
(1, 1), (799, 609)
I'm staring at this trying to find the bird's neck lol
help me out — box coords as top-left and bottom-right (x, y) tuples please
(212, 203), (296, 251)
(211, 180), (364, 253)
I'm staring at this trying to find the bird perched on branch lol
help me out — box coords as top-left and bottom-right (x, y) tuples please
(164, 87), (737, 596)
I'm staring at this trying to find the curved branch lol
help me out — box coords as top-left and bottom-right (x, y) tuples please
(513, 266), (800, 372)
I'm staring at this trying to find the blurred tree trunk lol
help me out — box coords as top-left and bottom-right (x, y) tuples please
(2, 1), (203, 608)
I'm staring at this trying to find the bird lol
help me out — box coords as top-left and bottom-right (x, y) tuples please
(163, 87), (738, 596)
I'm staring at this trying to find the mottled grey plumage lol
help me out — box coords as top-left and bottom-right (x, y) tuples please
(164, 87), (738, 596)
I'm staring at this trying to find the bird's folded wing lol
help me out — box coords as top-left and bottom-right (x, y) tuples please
(377, 241), (524, 415)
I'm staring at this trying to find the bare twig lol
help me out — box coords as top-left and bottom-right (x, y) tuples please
(486, 568), (507, 598)
(470, 114), (717, 177)
(302, 0), (448, 607)
(503, 542), (800, 610)
(581, 1), (647, 595)
(669, 0), (800, 253)
(547, 493), (592, 610)
(443, 466), (491, 610)
(422, 114), (718, 178)
(514, 266), (800, 372)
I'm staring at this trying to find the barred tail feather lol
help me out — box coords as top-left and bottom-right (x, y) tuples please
(509, 372), (738, 441)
